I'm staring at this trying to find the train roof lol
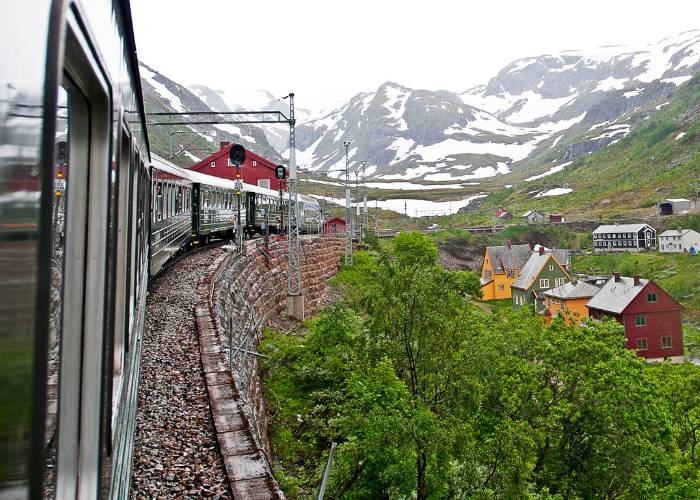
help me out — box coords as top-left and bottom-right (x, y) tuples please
(151, 154), (319, 207)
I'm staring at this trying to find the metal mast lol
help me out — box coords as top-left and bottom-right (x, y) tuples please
(354, 166), (361, 238)
(344, 141), (353, 265)
(286, 93), (302, 296)
(361, 161), (368, 232)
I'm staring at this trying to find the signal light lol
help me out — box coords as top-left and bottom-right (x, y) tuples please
(229, 144), (246, 167)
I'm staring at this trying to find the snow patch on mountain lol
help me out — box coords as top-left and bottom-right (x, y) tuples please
(534, 187), (573, 197)
(526, 161), (573, 181)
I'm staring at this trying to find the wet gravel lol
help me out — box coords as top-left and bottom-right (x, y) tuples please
(131, 247), (231, 498)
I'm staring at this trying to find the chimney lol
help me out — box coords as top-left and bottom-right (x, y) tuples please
(220, 141), (230, 151)
(634, 275), (640, 285)
(614, 272), (621, 282)
(539, 246), (545, 255)
(571, 276), (578, 285)
(506, 239), (512, 249)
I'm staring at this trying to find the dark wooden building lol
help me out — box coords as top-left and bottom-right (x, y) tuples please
(592, 223), (656, 252)
(586, 273), (683, 362)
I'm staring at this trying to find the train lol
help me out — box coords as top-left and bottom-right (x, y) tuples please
(0, 1), (319, 498)
(150, 154), (320, 275)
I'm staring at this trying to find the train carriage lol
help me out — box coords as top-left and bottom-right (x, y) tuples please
(149, 155), (193, 275)
(187, 170), (239, 245)
(0, 0), (152, 497)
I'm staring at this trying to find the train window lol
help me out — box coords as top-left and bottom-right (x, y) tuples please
(44, 84), (70, 498)
(156, 181), (163, 221)
(166, 184), (172, 218)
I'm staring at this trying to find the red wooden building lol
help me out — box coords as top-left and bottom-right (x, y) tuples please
(586, 273), (683, 362)
(189, 142), (285, 191)
(322, 217), (346, 236)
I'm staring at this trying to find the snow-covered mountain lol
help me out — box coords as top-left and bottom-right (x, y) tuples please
(139, 62), (282, 165)
(294, 82), (570, 181)
(296, 30), (700, 182)
(461, 30), (700, 126)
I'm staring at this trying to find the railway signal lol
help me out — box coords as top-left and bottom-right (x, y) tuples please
(229, 144), (245, 251)
(229, 143), (246, 166)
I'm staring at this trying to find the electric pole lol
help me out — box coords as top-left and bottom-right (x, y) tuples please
(354, 169), (360, 238)
(362, 161), (368, 230)
(285, 93), (303, 318)
(344, 141), (353, 266)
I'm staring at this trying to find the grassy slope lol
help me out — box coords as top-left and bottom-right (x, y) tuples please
(572, 252), (700, 323)
(453, 75), (700, 225)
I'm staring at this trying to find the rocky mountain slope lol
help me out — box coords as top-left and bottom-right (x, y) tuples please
(139, 62), (281, 167)
(296, 30), (700, 182)
(473, 73), (700, 219)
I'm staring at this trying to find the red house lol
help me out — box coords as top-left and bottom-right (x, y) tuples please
(189, 142), (285, 191)
(586, 273), (683, 362)
(322, 217), (346, 236)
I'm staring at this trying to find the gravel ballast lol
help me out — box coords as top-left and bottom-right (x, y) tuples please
(131, 247), (231, 498)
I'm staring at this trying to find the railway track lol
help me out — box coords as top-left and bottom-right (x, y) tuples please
(131, 246), (232, 498)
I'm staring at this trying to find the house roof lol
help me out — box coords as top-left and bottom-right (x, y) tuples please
(189, 144), (276, 172)
(660, 229), (698, 237)
(586, 276), (649, 314)
(522, 210), (543, 217)
(485, 244), (532, 274)
(532, 245), (570, 269)
(545, 280), (600, 299)
(512, 253), (567, 290)
(592, 224), (652, 234)
(662, 198), (689, 203)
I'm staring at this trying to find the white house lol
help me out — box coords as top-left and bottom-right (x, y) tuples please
(592, 224), (657, 252)
(659, 229), (700, 254)
(522, 210), (546, 223)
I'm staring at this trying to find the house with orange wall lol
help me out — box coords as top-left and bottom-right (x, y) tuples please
(480, 242), (532, 300)
(544, 278), (600, 324)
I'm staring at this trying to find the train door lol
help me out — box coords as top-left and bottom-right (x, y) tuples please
(113, 127), (132, 386)
(50, 13), (112, 498)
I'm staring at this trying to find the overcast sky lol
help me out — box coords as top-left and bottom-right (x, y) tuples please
(131, 0), (699, 111)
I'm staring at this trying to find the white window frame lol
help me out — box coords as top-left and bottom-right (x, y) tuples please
(539, 278), (550, 289)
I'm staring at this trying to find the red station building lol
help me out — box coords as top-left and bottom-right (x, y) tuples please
(586, 273), (684, 362)
(189, 141), (286, 191)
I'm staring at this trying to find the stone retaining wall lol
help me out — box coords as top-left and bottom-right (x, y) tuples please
(195, 236), (344, 497)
